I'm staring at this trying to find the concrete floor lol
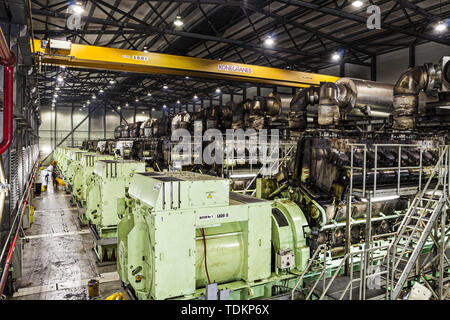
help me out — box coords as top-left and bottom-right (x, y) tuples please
(10, 181), (128, 300)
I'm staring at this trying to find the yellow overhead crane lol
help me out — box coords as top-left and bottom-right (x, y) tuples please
(31, 39), (338, 88)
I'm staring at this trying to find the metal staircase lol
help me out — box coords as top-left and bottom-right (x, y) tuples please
(386, 145), (449, 300)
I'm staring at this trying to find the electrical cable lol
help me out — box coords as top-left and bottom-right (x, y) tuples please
(201, 228), (211, 284)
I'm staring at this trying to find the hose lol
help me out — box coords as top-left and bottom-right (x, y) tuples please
(201, 228), (211, 284)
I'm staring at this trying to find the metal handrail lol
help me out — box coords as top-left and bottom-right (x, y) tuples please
(291, 243), (327, 300)
(385, 146), (449, 299)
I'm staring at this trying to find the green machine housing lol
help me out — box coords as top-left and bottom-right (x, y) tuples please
(73, 153), (116, 225)
(117, 172), (310, 300)
(55, 147), (80, 178)
(86, 159), (146, 262)
(65, 150), (94, 189)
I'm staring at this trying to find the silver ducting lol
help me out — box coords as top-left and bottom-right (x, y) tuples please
(392, 65), (429, 130)
(140, 118), (155, 137)
(335, 78), (394, 118)
(171, 112), (191, 131)
(289, 86), (319, 130)
(318, 82), (340, 126)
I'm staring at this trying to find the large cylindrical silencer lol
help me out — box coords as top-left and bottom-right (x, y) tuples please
(336, 78), (394, 118)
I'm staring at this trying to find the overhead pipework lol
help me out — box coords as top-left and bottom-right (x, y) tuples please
(393, 57), (450, 130)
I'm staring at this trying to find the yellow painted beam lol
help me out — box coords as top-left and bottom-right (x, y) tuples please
(32, 39), (338, 87)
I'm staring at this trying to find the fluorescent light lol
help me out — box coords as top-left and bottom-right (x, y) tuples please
(229, 173), (257, 179)
(174, 16), (183, 27)
(352, 0), (363, 8)
(435, 21), (447, 32)
(264, 35), (274, 46)
(361, 195), (400, 203)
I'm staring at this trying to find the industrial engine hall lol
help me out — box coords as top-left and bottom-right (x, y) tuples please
(0, 0), (449, 312)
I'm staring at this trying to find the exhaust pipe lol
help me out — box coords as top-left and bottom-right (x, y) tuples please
(392, 63), (435, 130)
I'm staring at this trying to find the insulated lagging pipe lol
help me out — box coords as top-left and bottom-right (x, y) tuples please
(392, 64), (430, 130)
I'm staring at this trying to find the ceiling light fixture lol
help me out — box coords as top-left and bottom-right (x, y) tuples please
(193, 95), (198, 99)
(176, 100), (180, 104)
(99, 89), (104, 93)
(147, 93), (152, 96)
(264, 35), (275, 46)
(72, 3), (84, 14)
(163, 85), (168, 89)
(174, 15), (184, 27)
(352, 0), (363, 8)
(215, 88), (221, 93)
(57, 76), (63, 82)
(109, 80), (116, 84)
(435, 20), (448, 32)
(332, 52), (341, 61)
(163, 104), (167, 109)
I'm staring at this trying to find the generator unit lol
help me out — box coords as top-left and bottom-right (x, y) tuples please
(85, 160), (146, 263)
(117, 172), (310, 300)
(72, 153), (116, 225)
(55, 147), (80, 178)
(65, 150), (95, 190)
